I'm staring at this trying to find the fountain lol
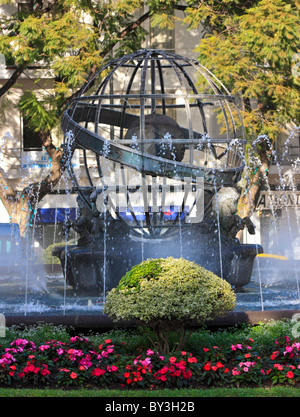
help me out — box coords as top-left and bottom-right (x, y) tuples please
(5, 49), (300, 328)
(0, 50), (300, 329)
(51, 49), (263, 296)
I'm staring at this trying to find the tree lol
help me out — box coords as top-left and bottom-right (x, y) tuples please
(184, 0), (300, 220)
(0, 0), (181, 238)
(1, 0), (299, 239)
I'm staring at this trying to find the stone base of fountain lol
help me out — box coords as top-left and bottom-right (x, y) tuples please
(53, 226), (263, 295)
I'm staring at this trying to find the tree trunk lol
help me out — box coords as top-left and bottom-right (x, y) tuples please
(236, 139), (271, 240)
(0, 131), (63, 239)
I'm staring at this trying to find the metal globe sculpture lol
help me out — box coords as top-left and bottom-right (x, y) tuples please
(54, 49), (262, 294)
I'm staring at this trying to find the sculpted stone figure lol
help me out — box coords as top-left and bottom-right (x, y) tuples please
(212, 187), (255, 239)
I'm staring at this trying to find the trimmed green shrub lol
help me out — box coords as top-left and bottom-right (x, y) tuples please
(37, 240), (76, 264)
(104, 257), (236, 354)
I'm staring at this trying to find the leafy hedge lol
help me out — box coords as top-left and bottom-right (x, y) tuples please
(104, 258), (236, 354)
(105, 257), (235, 324)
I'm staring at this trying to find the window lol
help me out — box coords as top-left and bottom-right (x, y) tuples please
(22, 114), (42, 151)
(18, 1), (34, 13)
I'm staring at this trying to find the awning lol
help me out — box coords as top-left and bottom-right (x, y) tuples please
(35, 208), (78, 223)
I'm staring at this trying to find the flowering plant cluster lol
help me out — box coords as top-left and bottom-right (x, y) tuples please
(1, 334), (300, 389)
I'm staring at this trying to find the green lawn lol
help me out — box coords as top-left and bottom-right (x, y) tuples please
(1, 386), (300, 397)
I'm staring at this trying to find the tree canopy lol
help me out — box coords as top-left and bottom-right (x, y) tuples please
(0, 0), (299, 234)
(189, 0), (300, 142)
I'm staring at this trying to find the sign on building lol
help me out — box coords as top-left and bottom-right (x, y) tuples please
(257, 191), (300, 210)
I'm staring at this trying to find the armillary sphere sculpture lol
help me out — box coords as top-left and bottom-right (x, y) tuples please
(53, 49), (262, 294)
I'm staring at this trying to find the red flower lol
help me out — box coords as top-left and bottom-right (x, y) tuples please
(41, 368), (50, 376)
(204, 363), (211, 371)
(270, 351), (279, 360)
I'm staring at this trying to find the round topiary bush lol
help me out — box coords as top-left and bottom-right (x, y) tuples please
(104, 257), (236, 354)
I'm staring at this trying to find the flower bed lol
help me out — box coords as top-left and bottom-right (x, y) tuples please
(1, 334), (300, 389)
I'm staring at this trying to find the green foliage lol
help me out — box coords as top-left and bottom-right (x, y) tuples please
(19, 92), (58, 133)
(0, 0), (149, 132)
(105, 257), (236, 324)
(117, 258), (162, 290)
(191, 0), (300, 143)
(37, 240), (75, 265)
(104, 257), (236, 354)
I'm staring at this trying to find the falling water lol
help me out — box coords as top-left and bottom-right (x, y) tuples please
(274, 130), (300, 308)
(213, 179), (223, 279)
(103, 205), (107, 304)
(63, 220), (69, 315)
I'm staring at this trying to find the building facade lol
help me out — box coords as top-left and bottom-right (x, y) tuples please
(0, 1), (202, 255)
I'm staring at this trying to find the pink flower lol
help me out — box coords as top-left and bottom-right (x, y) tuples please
(141, 358), (151, 366)
(232, 368), (241, 376)
(38, 345), (50, 351)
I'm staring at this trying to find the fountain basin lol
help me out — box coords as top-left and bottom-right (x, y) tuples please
(53, 239), (263, 294)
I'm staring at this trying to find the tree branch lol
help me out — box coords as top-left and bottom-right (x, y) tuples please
(61, 11), (151, 112)
(0, 65), (25, 99)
